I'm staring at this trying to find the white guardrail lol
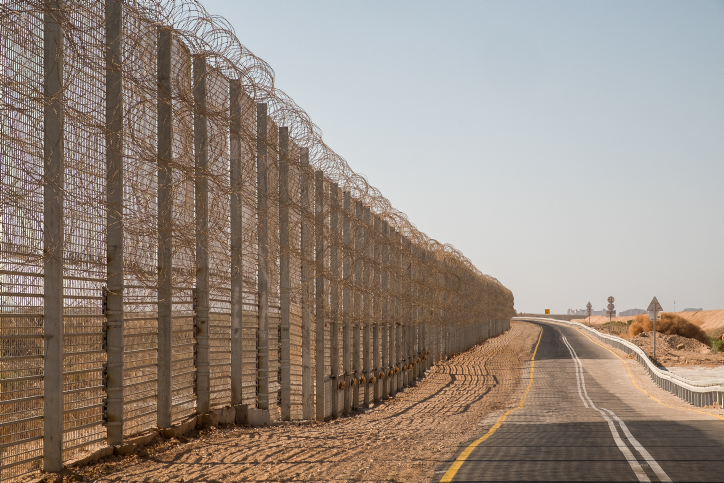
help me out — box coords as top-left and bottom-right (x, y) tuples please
(512, 317), (724, 409)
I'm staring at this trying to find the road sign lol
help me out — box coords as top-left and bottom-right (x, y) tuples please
(647, 297), (663, 313)
(607, 297), (615, 334)
(586, 302), (592, 326)
(648, 297), (663, 360)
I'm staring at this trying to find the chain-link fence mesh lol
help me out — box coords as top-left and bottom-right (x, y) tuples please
(0, 0), (515, 480)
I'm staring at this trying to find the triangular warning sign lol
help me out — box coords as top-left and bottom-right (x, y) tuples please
(647, 296), (663, 312)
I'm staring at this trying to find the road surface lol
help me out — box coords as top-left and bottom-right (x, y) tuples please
(437, 320), (724, 482)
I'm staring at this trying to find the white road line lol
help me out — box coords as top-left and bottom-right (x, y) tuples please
(603, 409), (673, 483)
(560, 334), (650, 482)
(561, 334), (588, 407)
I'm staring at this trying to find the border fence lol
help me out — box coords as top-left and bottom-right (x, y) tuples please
(0, 1), (515, 479)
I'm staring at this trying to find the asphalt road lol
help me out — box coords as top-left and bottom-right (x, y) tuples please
(437, 320), (724, 482)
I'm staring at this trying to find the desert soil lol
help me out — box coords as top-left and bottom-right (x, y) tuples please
(626, 331), (724, 368)
(572, 309), (724, 334)
(35, 321), (541, 483)
(570, 315), (724, 368)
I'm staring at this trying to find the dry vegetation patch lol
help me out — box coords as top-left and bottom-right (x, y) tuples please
(629, 313), (710, 346)
(627, 331), (724, 368)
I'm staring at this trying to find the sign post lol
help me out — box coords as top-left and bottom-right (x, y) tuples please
(607, 296), (615, 335)
(647, 297), (663, 360)
(586, 302), (592, 327)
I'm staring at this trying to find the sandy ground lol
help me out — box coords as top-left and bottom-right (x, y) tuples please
(35, 321), (541, 483)
(568, 314), (724, 368)
(572, 309), (724, 334)
(626, 331), (724, 368)
(577, 322), (723, 368)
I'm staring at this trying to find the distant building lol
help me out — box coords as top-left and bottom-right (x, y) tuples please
(567, 308), (607, 316)
(682, 308), (703, 312)
(567, 309), (587, 315)
(620, 308), (646, 317)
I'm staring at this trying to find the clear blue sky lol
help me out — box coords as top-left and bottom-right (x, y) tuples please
(200, 0), (724, 314)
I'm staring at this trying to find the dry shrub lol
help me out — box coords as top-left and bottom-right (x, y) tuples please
(629, 313), (710, 346)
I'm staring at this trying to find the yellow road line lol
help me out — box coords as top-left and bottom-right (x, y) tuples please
(439, 326), (543, 483)
(577, 328), (724, 422)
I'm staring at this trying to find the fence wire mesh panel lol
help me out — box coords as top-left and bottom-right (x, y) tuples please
(0, 0), (515, 479)
(62, 0), (108, 460)
(121, 10), (158, 439)
(207, 64), (231, 410)
(0, 3), (45, 480)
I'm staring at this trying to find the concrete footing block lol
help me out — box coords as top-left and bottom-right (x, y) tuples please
(236, 405), (271, 427)
(198, 410), (219, 428)
(115, 443), (137, 456)
(65, 445), (114, 468)
(160, 415), (197, 439)
(217, 406), (237, 425)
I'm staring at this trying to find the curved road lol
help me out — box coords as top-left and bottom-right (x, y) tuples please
(437, 320), (724, 482)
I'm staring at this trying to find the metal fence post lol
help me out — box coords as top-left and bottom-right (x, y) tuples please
(278, 127), (291, 420)
(362, 206), (372, 406)
(229, 79), (243, 407)
(256, 103), (270, 411)
(353, 200), (363, 408)
(329, 184), (340, 418)
(393, 231), (402, 393)
(156, 27), (173, 430)
(193, 54), (210, 415)
(407, 240), (413, 386)
(43, 0), (65, 470)
(300, 148), (313, 419)
(372, 216), (381, 403)
(399, 238), (406, 389)
(342, 191), (352, 414)
(314, 171), (325, 421)
(105, 0), (125, 445)
(380, 221), (389, 399)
